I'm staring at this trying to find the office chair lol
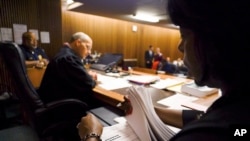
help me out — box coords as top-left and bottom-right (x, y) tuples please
(0, 42), (88, 140)
(0, 125), (39, 141)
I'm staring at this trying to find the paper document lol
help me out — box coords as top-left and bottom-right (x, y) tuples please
(101, 122), (140, 141)
(181, 101), (208, 112)
(150, 78), (186, 89)
(102, 116), (180, 141)
(181, 90), (221, 111)
(97, 74), (132, 90)
(98, 78), (132, 90)
(97, 74), (117, 83)
(126, 86), (175, 141)
(157, 93), (198, 109)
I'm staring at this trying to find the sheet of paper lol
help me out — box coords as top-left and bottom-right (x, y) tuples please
(0, 27), (13, 41)
(97, 74), (117, 83)
(157, 93), (198, 109)
(97, 74), (132, 90)
(40, 31), (50, 43)
(150, 78), (186, 89)
(166, 84), (183, 93)
(13, 24), (27, 44)
(181, 101), (208, 112)
(101, 122), (140, 141)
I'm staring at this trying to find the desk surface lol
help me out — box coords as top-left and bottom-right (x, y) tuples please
(27, 67), (220, 111)
(27, 67), (46, 89)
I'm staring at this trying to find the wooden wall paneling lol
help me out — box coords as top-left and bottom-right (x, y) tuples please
(110, 21), (120, 53)
(0, 0), (62, 60)
(115, 21), (127, 55)
(137, 25), (181, 67)
(61, 10), (182, 68)
(122, 22), (139, 59)
(1, 0), (181, 66)
(166, 29), (182, 61)
(61, 11), (77, 42)
(138, 26), (163, 67)
(38, 0), (62, 59)
(0, 0), (39, 29)
(93, 17), (114, 53)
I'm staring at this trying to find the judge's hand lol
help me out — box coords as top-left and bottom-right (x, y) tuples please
(77, 113), (103, 140)
(88, 70), (98, 81)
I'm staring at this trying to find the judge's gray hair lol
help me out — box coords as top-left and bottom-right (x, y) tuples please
(69, 32), (91, 43)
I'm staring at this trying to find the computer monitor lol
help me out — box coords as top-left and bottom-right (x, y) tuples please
(90, 53), (123, 71)
(96, 53), (123, 67)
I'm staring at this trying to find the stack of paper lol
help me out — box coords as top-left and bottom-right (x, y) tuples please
(126, 86), (175, 141)
(181, 82), (218, 97)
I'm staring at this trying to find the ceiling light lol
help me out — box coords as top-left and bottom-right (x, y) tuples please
(131, 14), (159, 23)
(67, 2), (83, 10)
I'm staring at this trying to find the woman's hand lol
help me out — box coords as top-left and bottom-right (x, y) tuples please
(77, 113), (103, 140)
(117, 96), (133, 115)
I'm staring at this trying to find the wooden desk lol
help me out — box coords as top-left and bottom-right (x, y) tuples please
(132, 67), (157, 74)
(26, 67), (219, 111)
(26, 67), (125, 107)
(27, 67), (46, 89)
(93, 85), (125, 107)
(130, 69), (193, 81)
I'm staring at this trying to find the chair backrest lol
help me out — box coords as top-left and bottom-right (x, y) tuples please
(0, 42), (44, 111)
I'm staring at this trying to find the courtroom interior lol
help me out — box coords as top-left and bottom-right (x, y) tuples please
(0, 0), (237, 141)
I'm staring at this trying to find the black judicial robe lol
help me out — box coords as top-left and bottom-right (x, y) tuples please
(38, 45), (99, 108)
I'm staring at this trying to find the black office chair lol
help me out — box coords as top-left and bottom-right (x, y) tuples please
(0, 42), (88, 140)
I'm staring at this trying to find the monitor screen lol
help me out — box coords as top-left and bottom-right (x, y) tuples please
(97, 53), (123, 66)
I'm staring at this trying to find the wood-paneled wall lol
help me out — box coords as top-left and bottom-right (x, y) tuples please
(0, 0), (182, 67)
(62, 11), (183, 67)
(0, 0), (62, 59)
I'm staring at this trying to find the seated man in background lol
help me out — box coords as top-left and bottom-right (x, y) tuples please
(19, 31), (49, 68)
(159, 56), (177, 74)
(173, 58), (188, 75)
(38, 32), (103, 109)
